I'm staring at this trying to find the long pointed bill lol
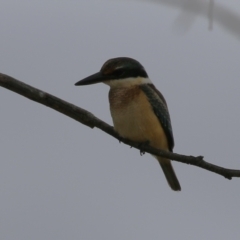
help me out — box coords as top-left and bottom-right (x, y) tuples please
(75, 72), (105, 86)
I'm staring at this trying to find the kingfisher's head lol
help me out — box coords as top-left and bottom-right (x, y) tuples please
(75, 57), (151, 88)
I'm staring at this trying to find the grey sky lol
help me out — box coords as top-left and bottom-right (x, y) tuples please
(0, 0), (240, 239)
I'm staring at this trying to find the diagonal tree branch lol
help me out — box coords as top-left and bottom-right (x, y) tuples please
(0, 72), (240, 180)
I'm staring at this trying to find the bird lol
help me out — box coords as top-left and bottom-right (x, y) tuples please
(75, 57), (181, 191)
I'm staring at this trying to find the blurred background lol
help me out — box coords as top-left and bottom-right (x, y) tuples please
(0, 0), (240, 239)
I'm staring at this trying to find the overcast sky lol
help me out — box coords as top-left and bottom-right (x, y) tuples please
(1, 0), (240, 239)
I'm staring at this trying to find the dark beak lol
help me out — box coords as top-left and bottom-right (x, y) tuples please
(75, 72), (105, 86)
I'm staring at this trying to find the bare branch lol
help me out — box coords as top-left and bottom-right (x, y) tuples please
(0, 73), (239, 180)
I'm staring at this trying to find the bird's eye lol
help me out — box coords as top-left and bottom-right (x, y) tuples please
(114, 68), (125, 77)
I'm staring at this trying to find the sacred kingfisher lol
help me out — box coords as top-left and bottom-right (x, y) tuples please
(75, 57), (181, 191)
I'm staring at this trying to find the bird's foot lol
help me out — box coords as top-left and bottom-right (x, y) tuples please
(138, 141), (150, 156)
(118, 136), (124, 144)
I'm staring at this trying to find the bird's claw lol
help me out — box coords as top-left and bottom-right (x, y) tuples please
(138, 141), (150, 156)
(118, 136), (124, 144)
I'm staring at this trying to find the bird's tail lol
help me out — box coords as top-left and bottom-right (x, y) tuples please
(156, 157), (181, 191)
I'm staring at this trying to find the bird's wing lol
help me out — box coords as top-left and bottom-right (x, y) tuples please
(140, 84), (174, 151)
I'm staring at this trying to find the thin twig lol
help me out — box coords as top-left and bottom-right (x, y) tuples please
(0, 73), (239, 180)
